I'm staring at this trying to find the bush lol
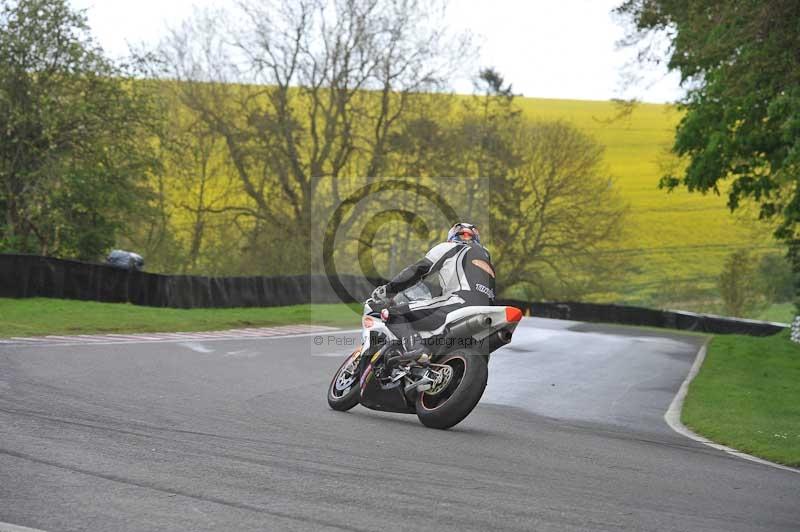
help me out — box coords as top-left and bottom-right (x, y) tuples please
(757, 253), (795, 303)
(718, 250), (763, 317)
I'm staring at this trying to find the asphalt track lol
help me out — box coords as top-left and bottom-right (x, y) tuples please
(1, 318), (798, 531)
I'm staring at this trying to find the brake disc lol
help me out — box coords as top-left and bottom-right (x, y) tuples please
(425, 365), (453, 395)
(335, 357), (358, 391)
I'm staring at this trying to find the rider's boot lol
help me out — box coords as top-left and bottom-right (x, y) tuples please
(399, 334), (431, 364)
(383, 334), (430, 375)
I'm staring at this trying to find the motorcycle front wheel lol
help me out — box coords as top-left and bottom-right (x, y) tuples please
(327, 349), (362, 411)
(415, 349), (488, 429)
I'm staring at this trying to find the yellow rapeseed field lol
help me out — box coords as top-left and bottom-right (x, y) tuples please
(517, 97), (779, 305)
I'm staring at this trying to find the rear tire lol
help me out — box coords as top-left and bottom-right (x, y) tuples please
(415, 349), (488, 429)
(327, 349), (362, 411)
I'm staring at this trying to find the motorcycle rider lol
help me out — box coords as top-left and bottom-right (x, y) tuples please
(370, 222), (496, 364)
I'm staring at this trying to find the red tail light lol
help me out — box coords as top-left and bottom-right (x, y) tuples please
(505, 307), (523, 323)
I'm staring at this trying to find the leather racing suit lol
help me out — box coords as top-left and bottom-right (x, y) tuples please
(381, 241), (496, 346)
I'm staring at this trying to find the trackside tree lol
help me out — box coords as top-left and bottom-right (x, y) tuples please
(0, 0), (630, 303)
(150, 0), (628, 300)
(614, 0), (800, 307)
(153, 0), (469, 274)
(0, 0), (157, 260)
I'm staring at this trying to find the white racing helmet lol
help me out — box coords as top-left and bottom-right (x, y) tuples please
(447, 222), (480, 245)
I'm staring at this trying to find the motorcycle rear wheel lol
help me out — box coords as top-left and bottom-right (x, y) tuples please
(327, 349), (362, 411)
(415, 349), (488, 429)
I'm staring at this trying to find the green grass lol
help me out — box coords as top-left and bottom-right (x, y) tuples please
(0, 298), (362, 338)
(683, 329), (800, 466)
(757, 303), (795, 324)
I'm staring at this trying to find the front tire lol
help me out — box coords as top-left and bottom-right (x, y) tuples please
(327, 349), (362, 411)
(415, 350), (488, 429)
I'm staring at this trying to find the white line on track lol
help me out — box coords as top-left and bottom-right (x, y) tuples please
(665, 341), (800, 475)
(179, 342), (215, 353)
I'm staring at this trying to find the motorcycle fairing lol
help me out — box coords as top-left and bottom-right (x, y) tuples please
(358, 348), (415, 414)
(358, 365), (416, 414)
(360, 303), (398, 356)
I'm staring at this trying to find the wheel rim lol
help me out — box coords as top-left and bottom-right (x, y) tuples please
(331, 354), (359, 398)
(421, 356), (466, 410)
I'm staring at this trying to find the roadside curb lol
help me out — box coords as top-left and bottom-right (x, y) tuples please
(664, 340), (800, 475)
(0, 521), (48, 532)
(0, 325), (359, 347)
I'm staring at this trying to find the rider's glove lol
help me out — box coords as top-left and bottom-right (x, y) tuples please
(371, 284), (389, 304)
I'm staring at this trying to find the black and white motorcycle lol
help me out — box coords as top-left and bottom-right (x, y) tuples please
(327, 295), (523, 429)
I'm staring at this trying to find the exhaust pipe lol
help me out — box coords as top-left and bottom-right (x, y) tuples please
(446, 315), (492, 339)
(496, 329), (513, 344)
(477, 328), (514, 353)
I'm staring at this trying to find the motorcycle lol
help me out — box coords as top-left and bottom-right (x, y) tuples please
(327, 295), (523, 429)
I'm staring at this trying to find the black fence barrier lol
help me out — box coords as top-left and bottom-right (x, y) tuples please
(496, 299), (787, 337)
(0, 254), (377, 308)
(1, 254), (787, 336)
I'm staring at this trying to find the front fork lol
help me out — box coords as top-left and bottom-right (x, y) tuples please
(356, 339), (383, 378)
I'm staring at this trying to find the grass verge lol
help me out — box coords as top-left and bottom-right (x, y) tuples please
(0, 298), (362, 337)
(683, 329), (800, 466)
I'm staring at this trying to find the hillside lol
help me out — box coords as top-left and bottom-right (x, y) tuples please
(143, 86), (781, 311)
(517, 97), (779, 306)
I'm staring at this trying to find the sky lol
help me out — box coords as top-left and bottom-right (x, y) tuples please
(69, 0), (683, 104)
